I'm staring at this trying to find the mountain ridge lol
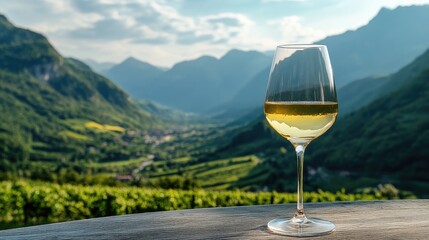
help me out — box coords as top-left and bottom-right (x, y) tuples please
(216, 46), (429, 194)
(105, 49), (272, 113)
(0, 14), (162, 165)
(217, 4), (429, 121)
(105, 56), (165, 100)
(317, 4), (429, 87)
(338, 48), (429, 116)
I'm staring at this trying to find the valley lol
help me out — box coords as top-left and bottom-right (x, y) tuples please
(0, 4), (428, 204)
(1, 2), (429, 232)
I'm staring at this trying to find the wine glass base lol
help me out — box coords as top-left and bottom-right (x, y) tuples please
(267, 217), (335, 237)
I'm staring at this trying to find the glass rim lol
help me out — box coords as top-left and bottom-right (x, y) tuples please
(277, 44), (326, 49)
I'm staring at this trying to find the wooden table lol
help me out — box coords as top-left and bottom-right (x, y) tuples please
(1, 200), (428, 239)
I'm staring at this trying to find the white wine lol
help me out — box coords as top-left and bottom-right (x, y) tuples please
(264, 101), (338, 145)
(265, 45), (337, 236)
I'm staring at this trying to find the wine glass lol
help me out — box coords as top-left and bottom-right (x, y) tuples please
(264, 44), (338, 237)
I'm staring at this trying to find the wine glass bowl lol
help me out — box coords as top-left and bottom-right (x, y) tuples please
(264, 44), (338, 237)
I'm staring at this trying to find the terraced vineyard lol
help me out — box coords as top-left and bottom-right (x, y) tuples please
(142, 155), (266, 190)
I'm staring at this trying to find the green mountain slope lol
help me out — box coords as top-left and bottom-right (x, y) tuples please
(306, 65), (429, 195)
(337, 76), (388, 116)
(216, 48), (429, 195)
(0, 14), (161, 166)
(310, 67), (429, 179)
(338, 48), (429, 116)
(83, 59), (115, 73)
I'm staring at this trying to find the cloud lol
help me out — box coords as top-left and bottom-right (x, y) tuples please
(0, 0), (324, 66)
(70, 0), (102, 13)
(198, 13), (253, 44)
(132, 36), (170, 45)
(205, 16), (242, 27)
(62, 0), (254, 46)
(0, 0), (256, 51)
(176, 32), (214, 45)
(70, 18), (139, 40)
(273, 16), (325, 43)
(3, 0), (427, 67)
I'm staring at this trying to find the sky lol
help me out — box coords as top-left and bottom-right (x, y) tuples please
(1, 0), (429, 67)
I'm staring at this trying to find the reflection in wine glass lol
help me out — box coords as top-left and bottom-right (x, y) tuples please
(264, 44), (338, 237)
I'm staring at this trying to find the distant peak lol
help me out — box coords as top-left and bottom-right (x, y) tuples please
(119, 56), (147, 67)
(223, 49), (245, 57)
(368, 4), (428, 26)
(196, 55), (217, 61)
(379, 6), (391, 12)
(226, 49), (244, 54)
(111, 56), (165, 73)
(220, 49), (263, 61)
(375, 6), (393, 16)
(375, 4), (428, 17)
(123, 56), (142, 64)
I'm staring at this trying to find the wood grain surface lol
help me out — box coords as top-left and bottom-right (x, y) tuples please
(1, 200), (428, 239)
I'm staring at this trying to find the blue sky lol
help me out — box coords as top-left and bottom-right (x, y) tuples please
(1, 0), (428, 67)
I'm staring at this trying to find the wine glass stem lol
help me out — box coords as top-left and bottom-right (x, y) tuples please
(294, 144), (307, 223)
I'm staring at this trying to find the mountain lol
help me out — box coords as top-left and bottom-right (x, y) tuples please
(83, 59), (115, 73)
(217, 47), (429, 195)
(105, 57), (165, 100)
(317, 5), (429, 88)
(338, 48), (429, 116)
(336, 75), (388, 116)
(220, 5), (429, 120)
(106, 50), (271, 113)
(212, 66), (269, 120)
(143, 55), (220, 112)
(0, 14), (161, 165)
(137, 99), (198, 123)
(308, 51), (429, 187)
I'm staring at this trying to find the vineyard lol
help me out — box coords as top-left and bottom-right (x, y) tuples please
(0, 180), (412, 229)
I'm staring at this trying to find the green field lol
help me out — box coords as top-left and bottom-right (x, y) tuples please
(0, 180), (408, 230)
(143, 155), (263, 190)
